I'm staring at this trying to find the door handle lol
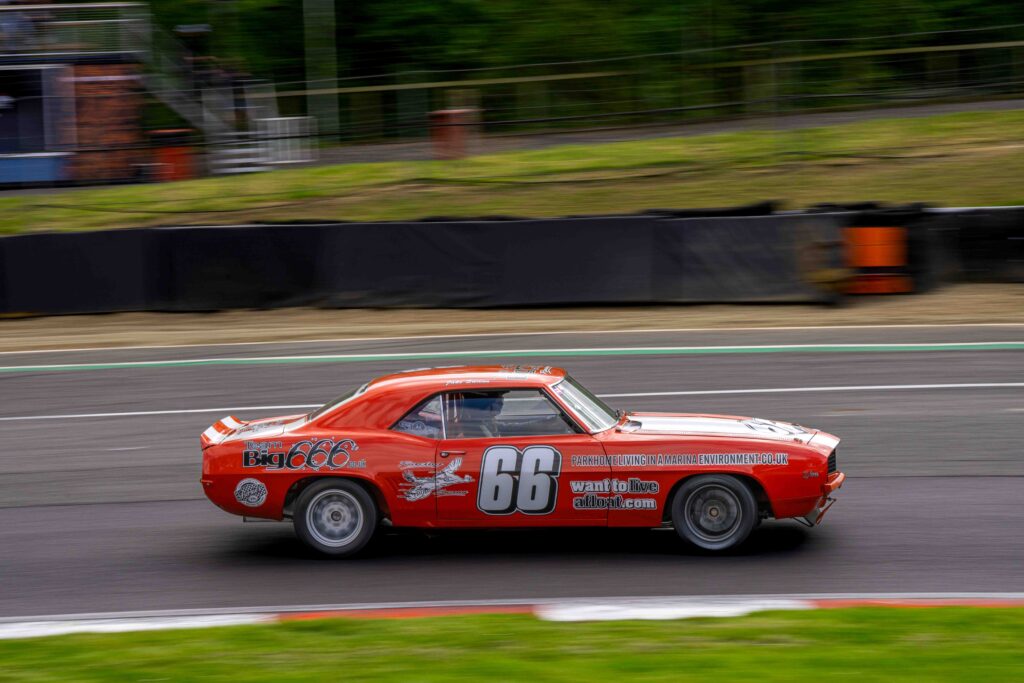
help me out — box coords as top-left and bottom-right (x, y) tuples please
(440, 450), (466, 458)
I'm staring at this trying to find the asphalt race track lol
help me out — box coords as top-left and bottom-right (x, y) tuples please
(1, 324), (1022, 617)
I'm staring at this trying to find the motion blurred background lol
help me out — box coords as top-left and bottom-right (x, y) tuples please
(9, 0), (1024, 173)
(0, 2), (1022, 680)
(1, 0), (1023, 304)
(3, 1), (1024, 191)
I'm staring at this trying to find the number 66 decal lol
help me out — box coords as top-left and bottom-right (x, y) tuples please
(477, 445), (561, 515)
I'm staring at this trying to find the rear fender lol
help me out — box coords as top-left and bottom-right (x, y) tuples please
(282, 475), (391, 523)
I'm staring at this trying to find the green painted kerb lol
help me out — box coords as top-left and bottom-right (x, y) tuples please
(0, 342), (1021, 374)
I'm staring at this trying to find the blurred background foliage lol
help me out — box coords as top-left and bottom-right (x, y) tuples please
(139, 0), (1024, 141)
(147, 0), (1024, 83)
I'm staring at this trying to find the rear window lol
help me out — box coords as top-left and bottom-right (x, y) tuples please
(308, 382), (369, 421)
(392, 395), (444, 439)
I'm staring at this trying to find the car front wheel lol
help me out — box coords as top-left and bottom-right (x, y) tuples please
(294, 479), (377, 557)
(671, 475), (757, 551)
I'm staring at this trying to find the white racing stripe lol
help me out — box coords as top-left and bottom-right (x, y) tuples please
(1, 383), (1022, 422)
(2, 322), (1020, 356)
(601, 382), (1024, 398)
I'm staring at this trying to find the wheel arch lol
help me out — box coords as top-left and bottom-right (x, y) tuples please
(283, 475), (391, 522)
(661, 471), (774, 523)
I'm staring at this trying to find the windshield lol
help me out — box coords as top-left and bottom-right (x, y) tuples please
(308, 382), (369, 421)
(551, 375), (618, 432)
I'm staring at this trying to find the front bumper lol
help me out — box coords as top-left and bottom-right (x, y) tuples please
(800, 471), (845, 526)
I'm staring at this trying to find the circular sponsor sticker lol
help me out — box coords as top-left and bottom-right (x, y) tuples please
(234, 478), (268, 507)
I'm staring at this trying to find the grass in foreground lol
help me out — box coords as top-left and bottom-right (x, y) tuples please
(5, 109), (1024, 234)
(1, 608), (1022, 682)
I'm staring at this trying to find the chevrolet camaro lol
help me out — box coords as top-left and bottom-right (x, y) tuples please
(200, 365), (844, 556)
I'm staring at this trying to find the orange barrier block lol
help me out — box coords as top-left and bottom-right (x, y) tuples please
(844, 226), (912, 294)
(845, 226), (907, 268)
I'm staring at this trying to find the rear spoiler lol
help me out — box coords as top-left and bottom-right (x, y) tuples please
(201, 415), (244, 448)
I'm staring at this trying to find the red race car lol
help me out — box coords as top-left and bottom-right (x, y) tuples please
(200, 366), (844, 556)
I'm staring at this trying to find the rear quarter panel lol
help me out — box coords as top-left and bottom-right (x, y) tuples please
(202, 428), (439, 526)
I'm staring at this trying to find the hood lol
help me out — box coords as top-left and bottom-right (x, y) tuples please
(621, 412), (815, 444)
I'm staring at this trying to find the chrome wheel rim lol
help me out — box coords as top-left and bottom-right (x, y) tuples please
(306, 490), (363, 548)
(684, 484), (742, 544)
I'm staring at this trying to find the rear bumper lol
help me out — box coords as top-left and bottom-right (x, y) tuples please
(800, 471), (845, 526)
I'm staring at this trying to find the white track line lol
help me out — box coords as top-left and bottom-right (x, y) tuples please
(1, 383), (1021, 422)
(1, 322), (1021, 356)
(0, 614), (273, 640)
(1, 341), (1022, 373)
(4, 592), (1022, 623)
(536, 598), (812, 621)
(2, 593), (1023, 639)
(0, 598), (541, 623)
(0, 405), (320, 422)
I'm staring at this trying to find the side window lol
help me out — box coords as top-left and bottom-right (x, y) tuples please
(443, 389), (581, 439)
(392, 396), (444, 439)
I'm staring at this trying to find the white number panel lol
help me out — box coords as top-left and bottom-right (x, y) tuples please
(477, 445), (561, 515)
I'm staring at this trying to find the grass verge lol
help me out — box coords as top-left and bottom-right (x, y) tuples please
(5, 110), (1024, 234)
(1, 608), (1022, 682)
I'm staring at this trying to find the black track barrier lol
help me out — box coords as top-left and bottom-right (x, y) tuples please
(931, 207), (1024, 283)
(0, 205), (1017, 316)
(640, 201), (780, 218)
(315, 216), (658, 307)
(152, 224), (330, 311)
(316, 221), (502, 308)
(652, 214), (845, 303)
(0, 228), (156, 314)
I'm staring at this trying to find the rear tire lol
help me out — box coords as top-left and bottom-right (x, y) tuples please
(294, 479), (377, 557)
(671, 475), (757, 551)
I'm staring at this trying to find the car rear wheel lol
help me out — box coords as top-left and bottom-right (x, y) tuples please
(294, 479), (377, 557)
(671, 475), (757, 551)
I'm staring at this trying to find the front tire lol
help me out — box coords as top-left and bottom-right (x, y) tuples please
(671, 475), (757, 551)
(294, 479), (377, 557)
